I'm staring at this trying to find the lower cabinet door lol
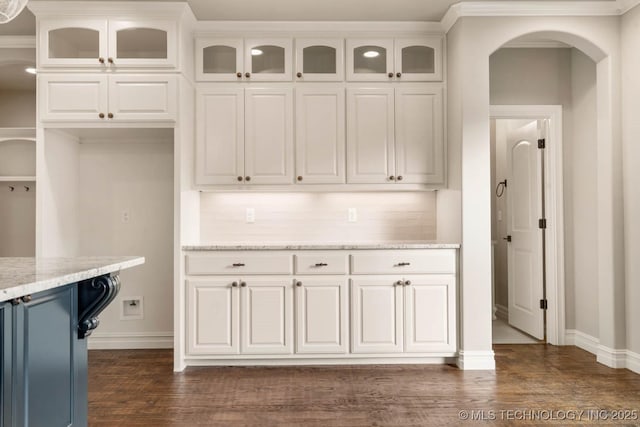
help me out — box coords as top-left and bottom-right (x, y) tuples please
(295, 277), (348, 354)
(1, 302), (11, 426)
(404, 275), (456, 353)
(241, 278), (293, 354)
(351, 278), (403, 353)
(187, 279), (239, 355)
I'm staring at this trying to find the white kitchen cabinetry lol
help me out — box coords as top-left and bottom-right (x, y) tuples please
(196, 38), (292, 82)
(295, 87), (345, 184)
(294, 38), (344, 82)
(37, 18), (177, 69)
(347, 37), (443, 81)
(196, 87), (293, 185)
(347, 85), (444, 185)
(39, 74), (177, 123)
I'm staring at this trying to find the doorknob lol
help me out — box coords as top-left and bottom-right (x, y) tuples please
(503, 235), (512, 242)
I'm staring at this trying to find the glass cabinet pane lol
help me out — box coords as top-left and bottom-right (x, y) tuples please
(303, 46), (336, 74)
(251, 45), (285, 74)
(353, 46), (386, 74)
(203, 45), (237, 74)
(49, 28), (99, 59)
(116, 28), (167, 59)
(401, 45), (435, 74)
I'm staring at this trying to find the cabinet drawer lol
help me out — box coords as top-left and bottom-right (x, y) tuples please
(294, 252), (348, 275)
(350, 249), (456, 274)
(186, 252), (292, 275)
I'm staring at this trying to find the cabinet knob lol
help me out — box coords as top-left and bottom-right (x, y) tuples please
(240, 281), (247, 287)
(22, 295), (32, 303)
(245, 72), (251, 78)
(99, 113), (105, 119)
(245, 176), (251, 182)
(389, 176), (396, 181)
(397, 176), (403, 181)
(98, 57), (105, 64)
(404, 280), (411, 286)
(10, 298), (20, 306)
(388, 72), (394, 78)
(231, 281), (238, 287)
(296, 72), (302, 78)
(395, 280), (403, 286)
(396, 72), (402, 78)
(237, 176), (244, 182)
(236, 72), (242, 78)
(108, 113), (114, 119)
(296, 281), (302, 287)
(297, 176), (303, 182)
(108, 57), (114, 64)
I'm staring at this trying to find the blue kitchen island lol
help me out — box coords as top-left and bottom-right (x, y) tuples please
(0, 256), (144, 427)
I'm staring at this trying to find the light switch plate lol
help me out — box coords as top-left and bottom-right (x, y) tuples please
(246, 208), (255, 223)
(348, 208), (357, 222)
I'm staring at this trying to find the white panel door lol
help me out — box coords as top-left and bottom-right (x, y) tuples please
(395, 85), (444, 184)
(240, 277), (293, 354)
(107, 75), (177, 121)
(39, 74), (108, 122)
(351, 278), (403, 353)
(295, 87), (345, 184)
(346, 39), (394, 82)
(195, 88), (245, 185)
(186, 279), (239, 355)
(507, 120), (544, 340)
(404, 275), (456, 352)
(244, 38), (292, 81)
(295, 38), (344, 81)
(295, 277), (348, 354)
(394, 37), (443, 82)
(346, 88), (395, 183)
(244, 87), (294, 184)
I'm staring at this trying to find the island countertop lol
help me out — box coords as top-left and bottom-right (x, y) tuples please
(0, 256), (145, 302)
(183, 242), (460, 251)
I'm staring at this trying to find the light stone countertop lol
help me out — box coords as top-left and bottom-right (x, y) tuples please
(183, 242), (460, 251)
(0, 256), (145, 302)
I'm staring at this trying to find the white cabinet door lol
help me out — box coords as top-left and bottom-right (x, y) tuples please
(107, 19), (177, 68)
(394, 37), (443, 82)
(295, 87), (345, 184)
(244, 38), (292, 82)
(295, 38), (344, 82)
(240, 278), (293, 354)
(196, 88), (245, 185)
(351, 278), (403, 353)
(346, 39), (394, 82)
(108, 74), (177, 121)
(186, 279), (239, 355)
(196, 38), (244, 81)
(38, 19), (108, 68)
(295, 277), (348, 354)
(39, 74), (108, 122)
(346, 87), (395, 184)
(404, 275), (456, 353)
(244, 87), (294, 184)
(394, 85), (444, 184)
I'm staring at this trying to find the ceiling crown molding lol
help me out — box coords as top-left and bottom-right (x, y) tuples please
(441, 0), (640, 33)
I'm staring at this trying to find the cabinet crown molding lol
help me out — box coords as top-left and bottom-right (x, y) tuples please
(28, 1), (191, 18)
(194, 21), (445, 35)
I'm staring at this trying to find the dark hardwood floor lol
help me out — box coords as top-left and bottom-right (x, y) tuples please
(88, 345), (640, 426)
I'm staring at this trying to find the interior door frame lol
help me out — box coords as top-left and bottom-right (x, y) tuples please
(490, 105), (565, 346)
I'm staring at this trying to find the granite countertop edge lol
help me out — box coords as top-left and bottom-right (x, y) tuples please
(0, 256), (145, 302)
(182, 243), (461, 251)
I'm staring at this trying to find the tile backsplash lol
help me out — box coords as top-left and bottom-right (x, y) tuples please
(200, 192), (436, 242)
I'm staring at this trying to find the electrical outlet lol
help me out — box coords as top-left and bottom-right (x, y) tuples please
(121, 209), (130, 223)
(348, 208), (357, 222)
(120, 297), (143, 320)
(246, 208), (255, 223)
(497, 210), (503, 221)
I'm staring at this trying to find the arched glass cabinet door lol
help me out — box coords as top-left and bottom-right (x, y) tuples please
(39, 19), (108, 67)
(108, 20), (177, 68)
(196, 38), (244, 81)
(346, 39), (394, 81)
(244, 38), (292, 81)
(394, 37), (443, 81)
(295, 38), (344, 81)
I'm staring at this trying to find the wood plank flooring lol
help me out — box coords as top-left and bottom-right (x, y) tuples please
(88, 345), (640, 426)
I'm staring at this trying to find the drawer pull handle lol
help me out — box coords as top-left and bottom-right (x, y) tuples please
(232, 263), (245, 267)
(314, 263), (328, 267)
(397, 262), (411, 267)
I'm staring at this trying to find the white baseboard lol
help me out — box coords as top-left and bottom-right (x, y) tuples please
(88, 332), (173, 350)
(565, 329), (640, 373)
(457, 350), (496, 370)
(495, 304), (509, 321)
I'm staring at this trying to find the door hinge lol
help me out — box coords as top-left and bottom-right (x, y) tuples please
(540, 299), (548, 310)
(539, 218), (547, 229)
(538, 138), (546, 149)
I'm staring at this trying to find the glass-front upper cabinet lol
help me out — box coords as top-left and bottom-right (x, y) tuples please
(346, 37), (443, 82)
(244, 38), (292, 82)
(346, 39), (394, 82)
(38, 18), (177, 68)
(294, 38), (344, 81)
(196, 38), (244, 81)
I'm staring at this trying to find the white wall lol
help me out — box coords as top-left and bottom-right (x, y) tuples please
(621, 4), (640, 358)
(0, 90), (35, 128)
(200, 192), (437, 242)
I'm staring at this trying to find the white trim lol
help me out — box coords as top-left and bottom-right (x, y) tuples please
(565, 329), (599, 355)
(627, 351), (640, 375)
(183, 357), (455, 368)
(456, 350), (496, 370)
(28, 1), (190, 17)
(87, 332), (173, 350)
(490, 105), (565, 346)
(0, 36), (36, 49)
(195, 21), (443, 34)
(502, 40), (571, 49)
(440, 1), (640, 33)
(597, 345), (628, 369)
(495, 303), (509, 320)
